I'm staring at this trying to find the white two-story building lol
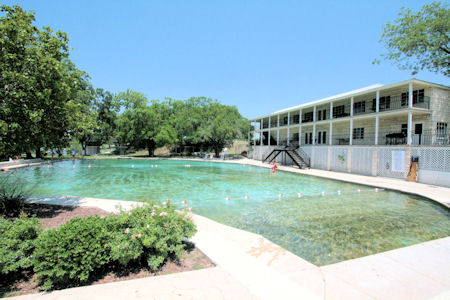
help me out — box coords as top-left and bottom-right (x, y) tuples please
(249, 79), (450, 186)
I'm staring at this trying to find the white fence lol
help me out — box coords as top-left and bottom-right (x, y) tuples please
(253, 145), (450, 187)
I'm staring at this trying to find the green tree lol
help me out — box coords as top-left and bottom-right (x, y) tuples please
(94, 88), (118, 146)
(197, 101), (247, 157)
(376, 1), (450, 76)
(114, 92), (177, 156)
(0, 4), (81, 158)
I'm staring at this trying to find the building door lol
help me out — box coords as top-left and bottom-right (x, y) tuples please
(413, 123), (423, 145)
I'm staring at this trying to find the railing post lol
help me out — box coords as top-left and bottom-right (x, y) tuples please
(287, 112), (290, 146)
(376, 91), (380, 112)
(408, 82), (413, 108)
(299, 109), (302, 145)
(350, 97), (354, 116)
(330, 102), (333, 120)
(407, 111), (412, 145)
(277, 115), (280, 146)
(268, 117), (271, 146)
(313, 106), (316, 145)
(375, 116), (379, 145)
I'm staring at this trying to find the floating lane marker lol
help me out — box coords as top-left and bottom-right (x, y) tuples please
(244, 195), (250, 199)
(278, 193), (283, 198)
(337, 190), (342, 195)
(225, 197), (231, 201)
(298, 192), (303, 198)
(321, 191), (326, 196)
(375, 188), (379, 192)
(131, 165), (135, 168)
(357, 189), (361, 193)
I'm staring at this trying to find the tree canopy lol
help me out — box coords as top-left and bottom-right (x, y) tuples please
(376, 1), (450, 76)
(0, 4), (249, 159)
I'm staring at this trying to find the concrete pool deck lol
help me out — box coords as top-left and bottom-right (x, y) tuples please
(6, 158), (450, 299)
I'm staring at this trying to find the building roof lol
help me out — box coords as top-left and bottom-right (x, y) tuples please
(250, 78), (449, 121)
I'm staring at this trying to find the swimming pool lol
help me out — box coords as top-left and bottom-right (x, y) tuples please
(8, 159), (450, 265)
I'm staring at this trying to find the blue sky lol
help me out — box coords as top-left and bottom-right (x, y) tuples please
(2, 0), (449, 119)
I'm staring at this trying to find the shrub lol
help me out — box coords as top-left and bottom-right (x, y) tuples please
(0, 174), (30, 217)
(33, 216), (111, 290)
(0, 215), (42, 275)
(106, 203), (196, 270)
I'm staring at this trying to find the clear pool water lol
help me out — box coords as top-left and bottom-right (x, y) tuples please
(7, 159), (450, 266)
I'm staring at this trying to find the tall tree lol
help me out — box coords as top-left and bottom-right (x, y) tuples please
(0, 4), (81, 158)
(375, 1), (450, 76)
(197, 101), (247, 157)
(114, 92), (177, 156)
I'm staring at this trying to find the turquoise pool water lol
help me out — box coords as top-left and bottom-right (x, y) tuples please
(7, 159), (450, 266)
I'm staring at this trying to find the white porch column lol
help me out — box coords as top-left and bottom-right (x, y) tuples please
(330, 102), (333, 120)
(260, 130), (263, 146)
(350, 97), (354, 116)
(277, 115), (280, 146)
(329, 122), (333, 145)
(376, 91), (380, 112)
(349, 119), (353, 146)
(375, 116), (379, 145)
(408, 82), (413, 108)
(298, 109), (302, 145)
(407, 111), (413, 145)
(287, 112), (290, 145)
(268, 117), (271, 146)
(313, 106), (316, 145)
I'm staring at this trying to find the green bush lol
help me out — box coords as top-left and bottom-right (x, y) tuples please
(106, 203), (196, 270)
(0, 174), (30, 217)
(33, 216), (111, 290)
(0, 215), (42, 275)
(32, 203), (196, 290)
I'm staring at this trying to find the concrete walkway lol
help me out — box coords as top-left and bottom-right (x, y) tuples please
(8, 158), (450, 299)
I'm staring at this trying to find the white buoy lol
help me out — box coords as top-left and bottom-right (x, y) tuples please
(278, 193), (283, 198)
(244, 195), (249, 199)
(155, 165), (158, 168)
(298, 192), (303, 198)
(357, 189), (361, 193)
(131, 165), (134, 168)
(321, 191), (326, 196)
(337, 190), (342, 195)
(226, 197), (231, 201)
(375, 188), (379, 192)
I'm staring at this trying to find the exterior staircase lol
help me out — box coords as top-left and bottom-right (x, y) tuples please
(263, 146), (310, 169)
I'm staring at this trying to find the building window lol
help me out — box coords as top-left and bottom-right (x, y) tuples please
(303, 112), (313, 122)
(322, 131), (327, 144)
(353, 101), (365, 114)
(318, 132), (321, 144)
(283, 116), (288, 126)
(318, 109), (327, 121)
(353, 128), (364, 140)
(437, 122), (448, 134)
(401, 124), (407, 135)
(401, 93), (408, 106)
(309, 132), (312, 144)
(379, 96), (391, 110)
(413, 89), (425, 103)
(293, 114), (299, 123)
(332, 105), (345, 117)
(401, 89), (425, 105)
